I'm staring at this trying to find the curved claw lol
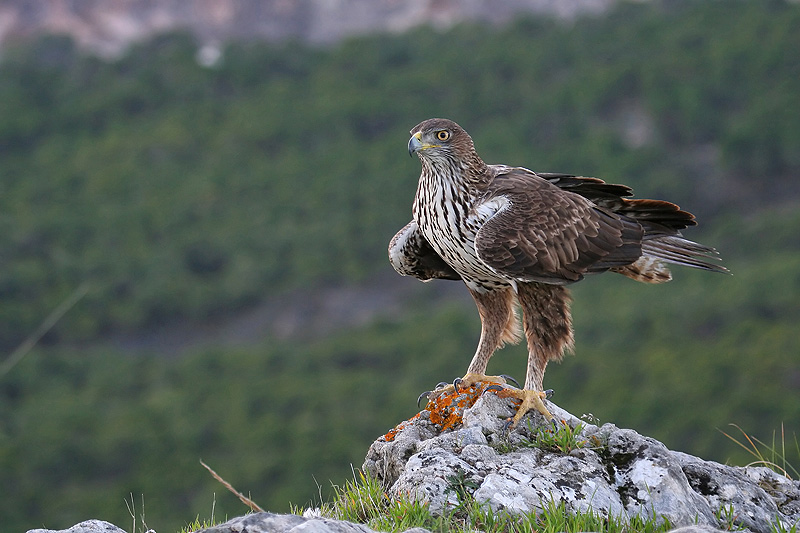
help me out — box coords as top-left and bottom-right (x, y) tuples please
(453, 377), (463, 390)
(435, 381), (450, 390)
(484, 384), (505, 394)
(499, 374), (520, 388)
(417, 391), (432, 408)
(544, 389), (554, 399)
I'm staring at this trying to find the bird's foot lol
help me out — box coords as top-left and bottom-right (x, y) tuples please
(495, 388), (556, 429)
(433, 372), (511, 397)
(419, 373), (518, 407)
(454, 372), (517, 391)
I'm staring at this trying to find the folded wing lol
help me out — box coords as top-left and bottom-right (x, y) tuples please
(388, 220), (461, 281)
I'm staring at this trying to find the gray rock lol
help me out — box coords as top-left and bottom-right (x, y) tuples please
(668, 527), (728, 533)
(605, 428), (717, 527)
(26, 520), (127, 533)
(33, 394), (800, 533)
(32, 514), (430, 533)
(364, 391), (800, 533)
(196, 511), (417, 533)
(674, 452), (800, 533)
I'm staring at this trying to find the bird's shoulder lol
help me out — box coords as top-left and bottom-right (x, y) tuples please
(478, 165), (596, 216)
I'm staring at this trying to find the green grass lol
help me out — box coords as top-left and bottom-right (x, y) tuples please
(520, 420), (601, 455)
(772, 519), (800, 533)
(180, 517), (220, 533)
(293, 469), (676, 533)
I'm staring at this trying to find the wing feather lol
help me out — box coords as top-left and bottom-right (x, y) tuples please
(388, 220), (461, 281)
(474, 168), (644, 284)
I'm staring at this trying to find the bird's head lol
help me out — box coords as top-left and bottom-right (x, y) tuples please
(408, 118), (474, 161)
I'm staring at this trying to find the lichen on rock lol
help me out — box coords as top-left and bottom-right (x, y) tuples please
(363, 387), (800, 533)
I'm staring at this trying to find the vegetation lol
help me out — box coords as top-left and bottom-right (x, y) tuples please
(721, 423), (800, 480)
(521, 420), (595, 455)
(297, 469), (676, 533)
(1, 1), (799, 532)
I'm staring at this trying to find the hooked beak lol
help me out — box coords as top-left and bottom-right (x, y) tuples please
(408, 132), (423, 157)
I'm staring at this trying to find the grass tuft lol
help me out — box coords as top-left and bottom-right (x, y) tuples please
(296, 468), (677, 533)
(771, 518), (800, 533)
(520, 420), (599, 455)
(178, 493), (221, 533)
(719, 423), (800, 479)
(296, 467), (438, 531)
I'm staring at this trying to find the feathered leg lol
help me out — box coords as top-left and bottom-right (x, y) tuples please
(427, 285), (520, 399)
(464, 286), (520, 378)
(503, 283), (573, 426)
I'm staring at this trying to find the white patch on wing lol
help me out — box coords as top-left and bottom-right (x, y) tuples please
(474, 196), (510, 221)
(490, 164), (516, 174)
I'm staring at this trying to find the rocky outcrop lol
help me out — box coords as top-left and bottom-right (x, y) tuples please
(363, 385), (800, 533)
(29, 384), (800, 533)
(0, 0), (615, 57)
(25, 515), (426, 533)
(27, 520), (127, 533)
(197, 512), (427, 533)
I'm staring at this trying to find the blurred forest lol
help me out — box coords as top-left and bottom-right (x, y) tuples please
(1, 1), (799, 531)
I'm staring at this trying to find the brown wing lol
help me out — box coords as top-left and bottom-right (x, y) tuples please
(388, 220), (461, 281)
(538, 172), (697, 232)
(474, 168), (644, 284)
(539, 172), (727, 273)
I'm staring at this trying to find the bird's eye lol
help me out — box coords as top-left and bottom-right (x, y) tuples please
(436, 130), (450, 141)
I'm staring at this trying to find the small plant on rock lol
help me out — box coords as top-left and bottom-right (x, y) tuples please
(521, 420), (592, 454)
(715, 504), (746, 531)
(445, 467), (480, 504)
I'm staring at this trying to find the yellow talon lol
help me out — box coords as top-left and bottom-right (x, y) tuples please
(427, 372), (509, 400)
(495, 388), (556, 428)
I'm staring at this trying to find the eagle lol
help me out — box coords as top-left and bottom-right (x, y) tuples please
(389, 118), (727, 427)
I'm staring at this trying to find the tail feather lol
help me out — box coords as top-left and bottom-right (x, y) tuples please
(641, 235), (728, 273)
(612, 234), (728, 284)
(541, 172), (729, 280)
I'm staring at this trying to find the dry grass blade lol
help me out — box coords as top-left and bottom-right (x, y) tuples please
(719, 423), (797, 479)
(0, 282), (89, 378)
(200, 459), (265, 512)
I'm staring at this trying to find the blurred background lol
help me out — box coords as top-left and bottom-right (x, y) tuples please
(1, 0), (798, 531)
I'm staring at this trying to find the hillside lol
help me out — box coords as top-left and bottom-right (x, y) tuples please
(1, 2), (799, 532)
(0, 0), (614, 56)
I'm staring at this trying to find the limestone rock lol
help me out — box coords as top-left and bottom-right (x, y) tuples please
(195, 511), (424, 533)
(364, 388), (800, 533)
(0, 0), (616, 56)
(31, 388), (800, 533)
(26, 520), (127, 533)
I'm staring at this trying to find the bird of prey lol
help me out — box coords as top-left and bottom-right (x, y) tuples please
(389, 118), (727, 427)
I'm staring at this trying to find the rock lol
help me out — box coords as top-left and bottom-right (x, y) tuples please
(26, 520), (127, 533)
(668, 527), (729, 533)
(363, 385), (800, 533)
(30, 386), (799, 533)
(604, 428), (717, 526)
(195, 511), (425, 533)
(0, 0), (617, 56)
